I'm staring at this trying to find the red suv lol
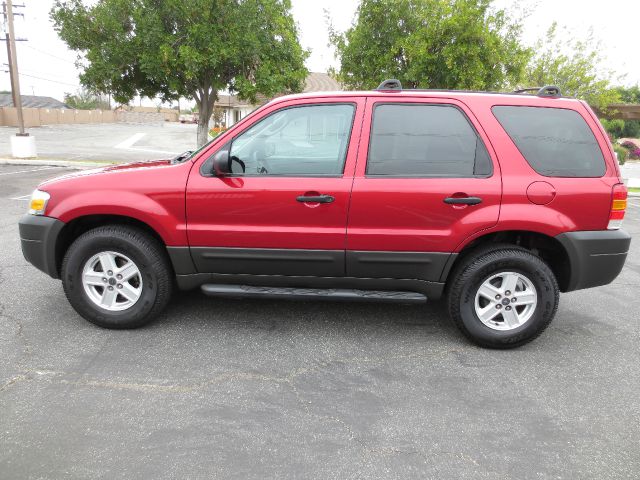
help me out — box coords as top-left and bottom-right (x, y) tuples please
(19, 81), (631, 348)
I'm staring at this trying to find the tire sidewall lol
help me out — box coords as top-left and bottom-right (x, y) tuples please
(63, 232), (161, 327)
(457, 253), (557, 346)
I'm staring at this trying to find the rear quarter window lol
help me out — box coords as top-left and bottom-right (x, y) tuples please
(492, 106), (606, 177)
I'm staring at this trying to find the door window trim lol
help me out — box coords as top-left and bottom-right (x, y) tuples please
(364, 102), (494, 179)
(200, 102), (358, 179)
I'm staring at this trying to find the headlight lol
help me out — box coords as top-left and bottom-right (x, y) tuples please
(28, 189), (50, 215)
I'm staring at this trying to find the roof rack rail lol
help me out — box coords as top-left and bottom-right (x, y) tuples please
(514, 85), (562, 98)
(373, 79), (563, 97)
(376, 79), (402, 91)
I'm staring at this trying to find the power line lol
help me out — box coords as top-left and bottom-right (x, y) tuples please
(7, 63), (80, 83)
(21, 43), (76, 64)
(17, 71), (78, 87)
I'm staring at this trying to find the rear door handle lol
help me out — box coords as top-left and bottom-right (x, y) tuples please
(296, 194), (335, 204)
(444, 196), (482, 205)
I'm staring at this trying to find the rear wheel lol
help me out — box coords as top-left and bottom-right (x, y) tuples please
(447, 245), (559, 348)
(61, 225), (173, 329)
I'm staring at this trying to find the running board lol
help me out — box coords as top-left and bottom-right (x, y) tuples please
(200, 284), (427, 303)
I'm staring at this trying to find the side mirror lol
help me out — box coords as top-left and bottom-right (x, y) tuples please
(212, 150), (231, 176)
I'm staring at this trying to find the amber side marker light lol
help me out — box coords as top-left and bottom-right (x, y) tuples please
(608, 184), (628, 230)
(28, 190), (50, 216)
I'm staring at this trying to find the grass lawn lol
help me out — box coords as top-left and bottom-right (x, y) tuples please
(629, 187), (640, 193)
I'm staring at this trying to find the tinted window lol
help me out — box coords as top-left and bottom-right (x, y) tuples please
(367, 104), (492, 177)
(493, 106), (606, 177)
(229, 104), (355, 176)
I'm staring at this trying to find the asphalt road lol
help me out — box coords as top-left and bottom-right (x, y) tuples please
(0, 123), (196, 163)
(1, 165), (639, 479)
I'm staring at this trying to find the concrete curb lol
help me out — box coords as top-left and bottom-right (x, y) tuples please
(0, 157), (116, 168)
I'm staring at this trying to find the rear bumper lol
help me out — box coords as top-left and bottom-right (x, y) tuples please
(18, 215), (65, 279)
(556, 229), (631, 292)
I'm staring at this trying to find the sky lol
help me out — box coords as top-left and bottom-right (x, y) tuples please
(1, 0), (638, 104)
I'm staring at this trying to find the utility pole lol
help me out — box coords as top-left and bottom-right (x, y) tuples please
(2, 0), (35, 157)
(3, 0), (25, 135)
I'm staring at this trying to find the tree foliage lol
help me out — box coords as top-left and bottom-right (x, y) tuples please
(523, 23), (620, 110)
(602, 85), (640, 139)
(64, 88), (110, 110)
(51, 0), (308, 145)
(329, 0), (530, 90)
(615, 85), (640, 104)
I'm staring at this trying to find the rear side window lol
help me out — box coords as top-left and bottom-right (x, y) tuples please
(493, 106), (605, 177)
(367, 104), (492, 177)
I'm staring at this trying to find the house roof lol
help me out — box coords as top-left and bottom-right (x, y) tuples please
(215, 94), (253, 108)
(0, 93), (69, 109)
(303, 72), (342, 93)
(214, 72), (343, 108)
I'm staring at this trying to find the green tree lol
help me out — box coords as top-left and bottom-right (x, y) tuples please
(523, 23), (620, 110)
(601, 118), (625, 139)
(51, 0), (308, 146)
(64, 88), (110, 110)
(604, 85), (640, 139)
(329, 0), (530, 90)
(615, 85), (640, 104)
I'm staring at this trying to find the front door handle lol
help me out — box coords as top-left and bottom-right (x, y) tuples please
(444, 196), (482, 205)
(296, 194), (335, 204)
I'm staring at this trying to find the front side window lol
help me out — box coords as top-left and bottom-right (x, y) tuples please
(367, 104), (492, 177)
(493, 106), (606, 177)
(228, 104), (355, 176)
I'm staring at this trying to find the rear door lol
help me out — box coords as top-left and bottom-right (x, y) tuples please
(346, 97), (502, 282)
(186, 97), (365, 277)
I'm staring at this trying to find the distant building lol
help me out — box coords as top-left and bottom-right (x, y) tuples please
(302, 72), (343, 93)
(213, 72), (342, 127)
(0, 93), (69, 109)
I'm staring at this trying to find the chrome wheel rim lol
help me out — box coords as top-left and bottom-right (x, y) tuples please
(82, 251), (143, 312)
(474, 271), (537, 331)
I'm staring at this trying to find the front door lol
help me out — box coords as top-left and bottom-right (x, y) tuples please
(346, 97), (502, 282)
(186, 98), (365, 277)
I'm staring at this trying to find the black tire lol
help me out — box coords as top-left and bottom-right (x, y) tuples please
(61, 225), (173, 329)
(447, 244), (559, 349)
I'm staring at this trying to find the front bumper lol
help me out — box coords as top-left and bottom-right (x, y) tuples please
(556, 229), (632, 292)
(18, 215), (65, 279)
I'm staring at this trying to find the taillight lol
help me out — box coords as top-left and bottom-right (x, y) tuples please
(608, 184), (628, 230)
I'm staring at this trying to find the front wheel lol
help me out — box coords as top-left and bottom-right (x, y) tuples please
(61, 225), (173, 329)
(447, 246), (559, 348)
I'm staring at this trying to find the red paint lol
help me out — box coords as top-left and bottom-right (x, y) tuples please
(347, 96), (502, 252)
(36, 90), (623, 254)
(526, 181), (556, 205)
(42, 160), (191, 245)
(185, 97), (366, 250)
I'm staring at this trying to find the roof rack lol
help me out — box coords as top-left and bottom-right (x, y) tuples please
(373, 79), (563, 98)
(376, 79), (403, 91)
(514, 85), (562, 98)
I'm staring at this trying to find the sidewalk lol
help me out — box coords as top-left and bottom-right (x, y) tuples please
(620, 162), (640, 196)
(0, 157), (115, 168)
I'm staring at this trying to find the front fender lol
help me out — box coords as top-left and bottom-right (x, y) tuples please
(47, 189), (187, 245)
